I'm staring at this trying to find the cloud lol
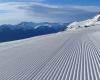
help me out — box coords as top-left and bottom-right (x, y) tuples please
(0, 2), (100, 24)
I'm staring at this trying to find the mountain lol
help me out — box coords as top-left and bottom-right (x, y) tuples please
(67, 13), (100, 30)
(0, 18), (99, 80)
(0, 22), (69, 42)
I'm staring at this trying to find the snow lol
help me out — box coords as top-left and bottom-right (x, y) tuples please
(34, 24), (52, 29)
(0, 24), (99, 79)
(67, 14), (100, 30)
(0, 13), (100, 80)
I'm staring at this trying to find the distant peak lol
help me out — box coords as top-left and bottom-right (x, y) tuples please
(94, 14), (100, 21)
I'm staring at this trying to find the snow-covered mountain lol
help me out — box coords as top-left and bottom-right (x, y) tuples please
(0, 22), (68, 42)
(0, 20), (99, 80)
(67, 13), (100, 30)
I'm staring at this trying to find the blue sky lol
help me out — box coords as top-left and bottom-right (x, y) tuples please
(0, 0), (100, 24)
(0, 0), (100, 5)
(45, 0), (100, 6)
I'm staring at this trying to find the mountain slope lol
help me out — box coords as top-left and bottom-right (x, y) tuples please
(67, 13), (100, 30)
(0, 24), (99, 80)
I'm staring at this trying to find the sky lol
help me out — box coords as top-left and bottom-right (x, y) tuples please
(0, 0), (100, 24)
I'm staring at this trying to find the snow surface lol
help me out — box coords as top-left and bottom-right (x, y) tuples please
(0, 24), (99, 80)
(67, 14), (100, 30)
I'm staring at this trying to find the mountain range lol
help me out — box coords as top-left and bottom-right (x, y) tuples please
(1, 13), (100, 42)
(0, 22), (69, 42)
(0, 13), (99, 80)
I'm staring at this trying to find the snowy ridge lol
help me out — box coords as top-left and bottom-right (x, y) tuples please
(67, 13), (100, 30)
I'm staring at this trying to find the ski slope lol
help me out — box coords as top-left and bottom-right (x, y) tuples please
(0, 25), (100, 80)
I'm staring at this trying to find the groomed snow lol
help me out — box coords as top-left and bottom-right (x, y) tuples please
(0, 25), (100, 80)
